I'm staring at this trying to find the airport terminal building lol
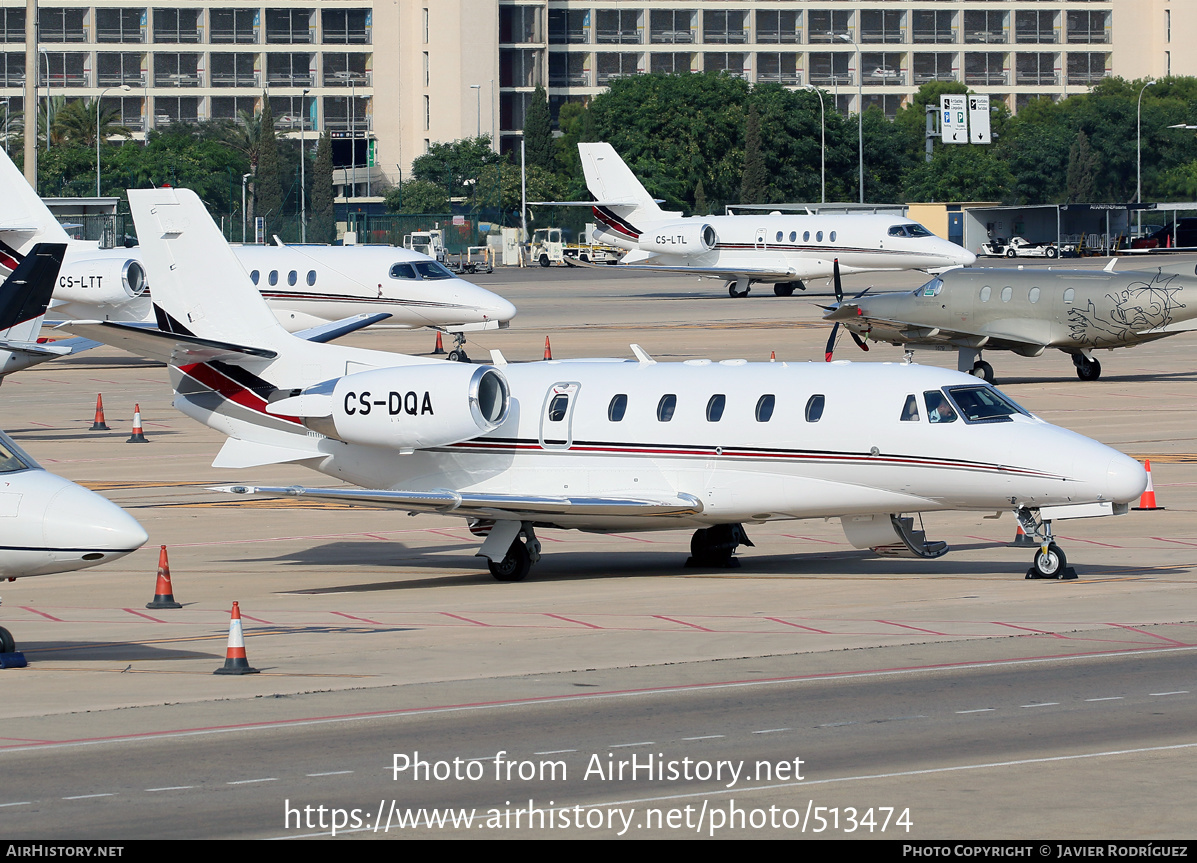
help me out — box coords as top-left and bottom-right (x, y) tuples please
(0, 0), (1191, 191)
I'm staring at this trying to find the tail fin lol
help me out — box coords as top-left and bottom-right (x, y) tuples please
(578, 143), (673, 241)
(0, 149), (72, 270)
(0, 243), (65, 341)
(127, 188), (292, 352)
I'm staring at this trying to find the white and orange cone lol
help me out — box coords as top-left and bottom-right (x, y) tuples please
(127, 404), (148, 443)
(769, 351), (776, 362)
(214, 602), (259, 675)
(432, 331), (446, 355)
(1133, 459), (1164, 511)
(1011, 523), (1037, 547)
(543, 336), (553, 361)
(146, 546), (182, 609)
(89, 394), (110, 431)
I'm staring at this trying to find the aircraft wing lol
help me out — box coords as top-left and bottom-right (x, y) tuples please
(56, 320), (276, 365)
(210, 484), (704, 520)
(292, 312), (391, 343)
(577, 260), (800, 281)
(829, 307), (1049, 350)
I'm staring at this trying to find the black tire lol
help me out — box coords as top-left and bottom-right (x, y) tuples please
(1074, 357), (1101, 381)
(728, 284), (749, 298)
(1006, 248), (1017, 258)
(1046, 246), (1058, 258)
(447, 349), (470, 364)
(1032, 543), (1067, 579)
(774, 283), (795, 297)
(489, 540), (531, 582)
(971, 361), (995, 384)
(539, 255), (550, 268)
(0, 626), (14, 654)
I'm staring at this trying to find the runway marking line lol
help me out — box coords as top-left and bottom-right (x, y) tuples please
(1105, 622), (1190, 646)
(3, 644), (1195, 755)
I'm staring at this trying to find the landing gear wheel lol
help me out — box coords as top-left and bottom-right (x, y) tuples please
(1030, 543), (1067, 579)
(1006, 248), (1017, 258)
(0, 626), (14, 654)
(489, 540), (531, 582)
(1074, 355), (1101, 381)
(687, 524), (752, 568)
(728, 284), (749, 298)
(1046, 246), (1058, 258)
(539, 254), (550, 268)
(774, 283), (795, 297)
(447, 348), (471, 363)
(971, 360), (995, 384)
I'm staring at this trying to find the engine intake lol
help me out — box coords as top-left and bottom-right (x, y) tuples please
(639, 221), (717, 254)
(55, 257), (149, 304)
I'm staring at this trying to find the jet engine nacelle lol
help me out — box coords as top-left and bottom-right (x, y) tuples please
(54, 257), (149, 304)
(639, 222), (717, 254)
(291, 363), (510, 450)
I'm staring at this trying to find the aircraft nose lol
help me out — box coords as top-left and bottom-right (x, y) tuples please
(1106, 452), (1148, 504)
(955, 246), (977, 266)
(488, 294), (517, 322)
(45, 481), (149, 557)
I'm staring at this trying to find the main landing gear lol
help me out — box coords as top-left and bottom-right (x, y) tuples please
(477, 521), (542, 582)
(687, 523), (754, 568)
(773, 280), (805, 297)
(970, 360), (995, 384)
(726, 278), (752, 298)
(1016, 508), (1076, 580)
(0, 625), (14, 654)
(1072, 352), (1101, 381)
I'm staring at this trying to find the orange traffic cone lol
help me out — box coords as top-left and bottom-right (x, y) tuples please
(1133, 459), (1164, 511)
(769, 351), (776, 362)
(1011, 523), (1037, 547)
(127, 404), (148, 443)
(543, 337), (553, 361)
(146, 546), (182, 609)
(432, 331), (446, 355)
(89, 394), (110, 431)
(214, 602), (259, 675)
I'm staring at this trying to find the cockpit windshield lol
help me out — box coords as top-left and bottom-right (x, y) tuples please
(914, 277), (943, 297)
(0, 431), (38, 473)
(944, 385), (1030, 424)
(888, 223), (934, 238)
(390, 261), (455, 281)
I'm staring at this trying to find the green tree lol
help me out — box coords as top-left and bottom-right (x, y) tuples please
(523, 84), (554, 171)
(740, 105), (767, 204)
(384, 178), (450, 214)
(1066, 130), (1099, 203)
(53, 98), (130, 149)
(255, 97), (284, 221)
(310, 131), (336, 243)
(904, 144), (1014, 202)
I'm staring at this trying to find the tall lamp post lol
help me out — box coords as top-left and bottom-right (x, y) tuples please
(40, 48), (51, 151)
(802, 84), (825, 204)
(1136, 79), (1156, 234)
(837, 33), (864, 204)
(300, 87), (309, 242)
(97, 84), (131, 197)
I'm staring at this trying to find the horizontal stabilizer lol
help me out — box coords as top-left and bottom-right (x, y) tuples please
(0, 337), (99, 357)
(211, 484), (704, 519)
(211, 437), (325, 469)
(56, 320), (277, 366)
(294, 312), (392, 343)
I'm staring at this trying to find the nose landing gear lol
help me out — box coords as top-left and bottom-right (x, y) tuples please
(1016, 508), (1077, 580)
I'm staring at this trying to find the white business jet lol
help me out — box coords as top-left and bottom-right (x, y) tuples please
(0, 149), (515, 347)
(568, 142), (975, 297)
(67, 188), (1144, 584)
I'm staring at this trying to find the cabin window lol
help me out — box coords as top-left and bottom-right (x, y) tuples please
(547, 394), (570, 422)
(803, 231), (810, 242)
(288, 270), (297, 286)
(924, 390), (958, 424)
(608, 394), (627, 421)
(775, 231), (783, 242)
(268, 270), (278, 286)
(900, 394), (920, 421)
(816, 231), (824, 242)
(804, 394), (824, 422)
(657, 394), (677, 422)
(756, 394), (776, 422)
(829, 231), (837, 242)
(1028, 286), (1041, 304)
(1063, 288), (1075, 304)
(789, 231), (797, 242)
(307, 270), (316, 286)
(250, 269), (260, 285)
(706, 394), (726, 422)
(979, 285), (991, 302)
(1000, 286), (1013, 303)
(390, 263), (417, 279)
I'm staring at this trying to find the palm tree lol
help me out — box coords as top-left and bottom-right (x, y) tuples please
(35, 94), (67, 147)
(219, 107), (264, 223)
(53, 98), (131, 148)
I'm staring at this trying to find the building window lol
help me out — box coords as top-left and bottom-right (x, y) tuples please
(860, 10), (904, 45)
(423, 95), (429, 131)
(210, 9), (257, 44)
(808, 52), (850, 86)
(650, 9), (696, 45)
(500, 48), (542, 87)
(649, 52), (691, 75)
(0, 8), (26, 44)
(964, 53), (1006, 87)
(154, 96), (200, 125)
(322, 8), (370, 45)
(38, 7), (87, 43)
(1066, 11), (1110, 45)
(500, 5), (540, 44)
(1016, 52), (1057, 86)
(596, 52), (640, 85)
(862, 53), (903, 85)
(548, 9), (589, 45)
(97, 53), (146, 88)
(756, 10), (800, 45)
(210, 52), (257, 88)
(550, 53), (589, 87)
(268, 53), (314, 88)
(964, 11), (1006, 45)
(41, 52), (89, 87)
(153, 8), (202, 44)
(266, 8), (314, 44)
(703, 10), (748, 45)
(756, 53), (799, 85)
(704, 52), (746, 79)
(154, 53), (202, 88)
(808, 10), (853, 44)
(1067, 53), (1109, 86)
(596, 9), (641, 45)
(323, 53), (369, 88)
(0, 53), (24, 87)
(1015, 10), (1057, 45)
(912, 10), (953, 45)
(913, 53), (955, 85)
(270, 96), (314, 130)
(210, 95), (258, 123)
(96, 8), (145, 44)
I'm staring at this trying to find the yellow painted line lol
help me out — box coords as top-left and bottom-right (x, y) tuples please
(1126, 454), (1197, 464)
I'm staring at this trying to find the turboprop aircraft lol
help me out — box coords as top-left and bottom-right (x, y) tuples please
(0, 428), (148, 655)
(823, 259), (1197, 383)
(66, 187), (1146, 584)
(0, 149), (515, 346)
(550, 143), (975, 297)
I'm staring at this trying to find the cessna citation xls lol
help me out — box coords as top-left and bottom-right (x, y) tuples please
(69, 188), (1146, 583)
(566, 143), (975, 297)
(0, 149), (515, 336)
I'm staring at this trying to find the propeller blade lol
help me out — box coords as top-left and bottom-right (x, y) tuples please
(833, 258), (843, 304)
(824, 322), (839, 362)
(849, 329), (870, 352)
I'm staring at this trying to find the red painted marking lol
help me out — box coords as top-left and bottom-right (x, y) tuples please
(992, 622), (1066, 638)
(18, 606), (63, 621)
(1104, 623), (1189, 646)
(1151, 537), (1197, 547)
(331, 611), (383, 624)
(543, 613), (603, 630)
(238, 613), (271, 624)
(608, 533), (658, 543)
(26, 421), (53, 428)
(439, 612), (489, 626)
(877, 619), (949, 636)
(652, 615), (714, 632)
(123, 609), (166, 623)
(781, 535), (842, 545)
(763, 617), (833, 633)
(89, 379), (122, 384)
(1056, 535), (1123, 548)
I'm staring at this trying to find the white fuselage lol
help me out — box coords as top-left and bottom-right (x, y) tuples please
(49, 242), (517, 333)
(597, 212), (976, 280)
(184, 357), (1144, 533)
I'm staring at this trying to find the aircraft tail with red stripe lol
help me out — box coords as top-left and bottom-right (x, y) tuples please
(579, 143), (677, 247)
(0, 148), (73, 274)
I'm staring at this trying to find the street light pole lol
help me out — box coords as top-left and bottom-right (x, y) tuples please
(300, 87), (309, 242)
(803, 84), (825, 204)
(241, 172), (251, 243)
(1137, 79), (1157, 234)
(97, 84), (131, 197)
